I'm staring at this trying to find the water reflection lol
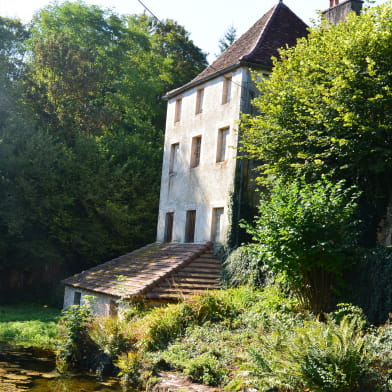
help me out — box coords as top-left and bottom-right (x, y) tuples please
(0, 343), (121, 392)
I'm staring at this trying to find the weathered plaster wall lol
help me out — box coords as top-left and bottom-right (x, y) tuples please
(63, 285), (118, 317)
(157, 67), (250, 244)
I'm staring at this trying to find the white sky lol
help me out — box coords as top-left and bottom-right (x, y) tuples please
(0, 0), (386, 62)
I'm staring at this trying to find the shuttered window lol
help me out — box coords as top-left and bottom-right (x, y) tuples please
(195, 88), (204, 114)
(164, 212), (174, 242)
(190, 136), (202, 168)
(185, 210), (196, 243)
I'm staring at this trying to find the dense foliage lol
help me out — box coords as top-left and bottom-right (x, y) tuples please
(241, 2), (392, 245)
(56, 288), (392, 392)
(0, 1), (207, 301)
(240, 177), (360, 313)
(344, 247), (392, 325)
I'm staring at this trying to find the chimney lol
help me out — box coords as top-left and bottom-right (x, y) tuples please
(323, 0), (363, 25)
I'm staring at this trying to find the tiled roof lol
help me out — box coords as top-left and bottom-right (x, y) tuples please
(165, 1), (308, 99)
(62, 242), (221, 300)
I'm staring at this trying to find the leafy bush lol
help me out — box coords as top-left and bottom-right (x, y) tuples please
(89, 316), (134, 357)
(56, 301), (94, 372)
(244, 177), (360, 314)
(186, 354), (227, 386)
(366, 322), (392, 391)
(250, 315), (372, 392)
(159, 324), (232, 386)
(136, 290), (246, 351)
(115, 351), (143, 390)
(223, 245), (272, 287)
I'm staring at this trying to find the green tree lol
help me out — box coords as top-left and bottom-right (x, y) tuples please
(218, 25), (237, 54)
(0, 2), (207, 302)
(24, 1), (165, 139)
(0, 16), (29, 81)
(240, 3), (392, 245)
(128, 15), (208, 129)
(243, 177), (360, 314)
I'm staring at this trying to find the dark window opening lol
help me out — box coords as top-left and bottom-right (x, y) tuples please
(185, 210), (196, 243)
(109, 300), (118, 318)
(164, 212), (174, 242)
(73, 291), (81, 306)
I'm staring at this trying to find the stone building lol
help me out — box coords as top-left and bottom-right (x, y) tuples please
(63, 1), (362, 315)
(156, 0), (308, 246)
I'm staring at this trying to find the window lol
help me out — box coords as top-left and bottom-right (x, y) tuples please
(174, 97), (182, 123)
(195, 88), (204, 114)
(73, 291), (81, 306)
(164, 212), (174, 242)
(211, 208), (224, 242)
(109, 300), (118, 318)
(169, 143), (179, 174)
(222, 75), (232, 104)
(185, 210), (196, 243)
(249, 90), (256, 115)
(216, 127), (230, 162)
(190, 136), (202, 168)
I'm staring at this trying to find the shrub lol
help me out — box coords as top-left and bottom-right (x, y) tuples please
(89, 316), (134, 357)
(136, 290), (244, 351)
(362, 321), (392, 391)
(244, 177), (360, 314)
(250, 315), (372, 392)
(116, 351), (143, 390)
(56, 302), (94, 372)
(223, 245), (272, 287)
(159, 324), (231, 386)
(185, 353), (227, 386)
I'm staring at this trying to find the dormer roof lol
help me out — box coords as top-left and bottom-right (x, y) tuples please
(165, 1), (308, 99)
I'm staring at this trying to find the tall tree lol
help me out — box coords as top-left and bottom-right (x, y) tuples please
(25, 1), (165, 139)
(218, 25), (237, 54)
(0, 2), (208, 302)
(128, 15), (208, 129)
(241, 3), (392, 245)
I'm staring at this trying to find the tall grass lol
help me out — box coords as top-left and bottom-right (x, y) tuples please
(0, 304), (60, 348)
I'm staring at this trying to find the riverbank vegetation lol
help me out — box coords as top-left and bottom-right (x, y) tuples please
(55, 287), (392, 392)
(0, 305), (60, 348)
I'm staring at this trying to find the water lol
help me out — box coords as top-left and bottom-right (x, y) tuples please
(0, 343), (122, 392)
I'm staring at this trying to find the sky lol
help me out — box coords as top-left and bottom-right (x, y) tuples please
(0, 0), (387, 62)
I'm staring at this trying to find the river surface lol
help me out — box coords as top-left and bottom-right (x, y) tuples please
(0, 343), (122, 392)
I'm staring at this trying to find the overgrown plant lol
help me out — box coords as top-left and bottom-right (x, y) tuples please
(250, 315), (372, 392)
(56, 299), (94, 372)
(242, 177), (360, 314)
